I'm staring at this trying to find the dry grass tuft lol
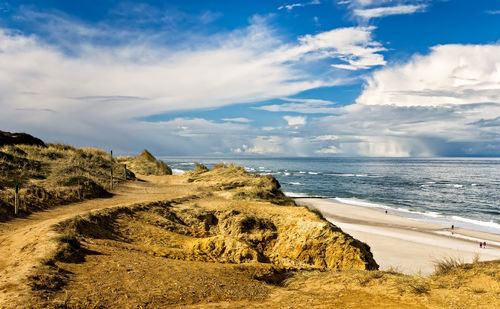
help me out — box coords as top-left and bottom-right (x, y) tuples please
(432, 256), (464, 275)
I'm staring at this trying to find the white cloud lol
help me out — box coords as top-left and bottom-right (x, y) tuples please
(353, 4), (427, 19)
(278, 0), (321, 11)
(236, 136), (312, 156)
(342, 1), (429, 21)
(316, 145), (342, 154)
(256, 98), (338, 113)
(222, 117), (253, 123)
(486, 10), (500, 15)
(0, 13), (387, 153)
(271, 26), (386, 70)
(314, 135), (339, 141)
(283, 115), (307, 126)
(357, 44), (500, 107)
(234, 44), (500, 157)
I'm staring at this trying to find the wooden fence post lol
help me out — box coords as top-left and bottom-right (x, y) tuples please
(14, 184), (19, 215)
(124, 164), (127, 181)
(110, 167), (114, 190)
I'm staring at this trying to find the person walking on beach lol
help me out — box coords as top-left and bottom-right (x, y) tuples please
(483, 241), (486, 248)
(480, 242), (482, 248)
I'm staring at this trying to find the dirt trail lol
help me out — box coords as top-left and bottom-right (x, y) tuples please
(0, 176), (194, 308)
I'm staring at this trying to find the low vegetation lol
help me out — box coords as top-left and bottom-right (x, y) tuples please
(117, 149), (172, 176)
(275, 258), (500, 308)
(186, 163), (296, 206)
(0, 130), (139, 221)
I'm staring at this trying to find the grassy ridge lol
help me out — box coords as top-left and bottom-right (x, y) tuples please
(187, 163), (296, 206)
(117, 150), (172, 176)
(0, 143), (133, 221)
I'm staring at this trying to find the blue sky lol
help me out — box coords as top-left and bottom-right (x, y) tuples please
(0, 0), (499, 156)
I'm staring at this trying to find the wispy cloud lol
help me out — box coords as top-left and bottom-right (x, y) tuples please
(222, 117), (253, 123)
(354, 4), (427, 19)
(271, 26), (386, 70)
(256, 98), (338, 113)
(0, 10), (385, 153)
(342, 0), (430, 21)
(486, 10), (500, 15)
(278, 0), (321, 12)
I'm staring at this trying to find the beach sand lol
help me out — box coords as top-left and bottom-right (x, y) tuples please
(295, 198), (500, 275)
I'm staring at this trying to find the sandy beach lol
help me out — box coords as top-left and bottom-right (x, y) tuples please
(296, 198), (500, 275)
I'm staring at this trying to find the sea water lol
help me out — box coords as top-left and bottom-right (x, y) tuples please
(163, 157), (500, 234)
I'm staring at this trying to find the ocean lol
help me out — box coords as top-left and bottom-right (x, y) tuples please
(162, 157), (500, 234)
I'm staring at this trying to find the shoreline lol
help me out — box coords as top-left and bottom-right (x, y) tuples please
(295, 197), (500, 275)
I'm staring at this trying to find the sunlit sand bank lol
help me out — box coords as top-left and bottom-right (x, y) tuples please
(296, 198), (500, 275)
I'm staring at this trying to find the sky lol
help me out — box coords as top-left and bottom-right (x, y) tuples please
(0, 0), (499, 157)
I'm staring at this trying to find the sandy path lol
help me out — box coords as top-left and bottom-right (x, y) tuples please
(0, 176), (192, 308)
(296, 198), (500, 275)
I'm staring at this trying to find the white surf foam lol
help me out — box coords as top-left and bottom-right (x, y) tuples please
(172, 169), (185, 175)
(333, 197), (500, 234)
(434, 231), (500, 247)
(451, 216), (500, 230)
(334, 197), (393, 210)
(284, 192), (311, 198)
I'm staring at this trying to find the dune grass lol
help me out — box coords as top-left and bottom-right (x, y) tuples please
(0, 143), (135, 221)
(186, 163), (296, 206)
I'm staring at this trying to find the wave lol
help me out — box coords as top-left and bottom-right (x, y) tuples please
(326, 173), (371, 177)
(179, 162), (195, 166)
(396, 207), (441, 218)
(288, 182), (302, 185)
(451, 216), (500, 230)
(423, 182), (465, 188)
(334, 197), (500, 234)
(172, 169), (185, 175)
(284, 192), (311, 198)
(334, 197), (393, 210)
(308, 172), (319, 175)
(434, 231), (500, 247)
(334, 197), (442, 219)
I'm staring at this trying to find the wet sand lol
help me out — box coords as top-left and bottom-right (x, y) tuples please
(295, 198), (500, 275)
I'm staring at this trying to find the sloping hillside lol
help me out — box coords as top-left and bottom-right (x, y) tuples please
(0, 131), (135, 221)
(118, 149), (172, 176)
